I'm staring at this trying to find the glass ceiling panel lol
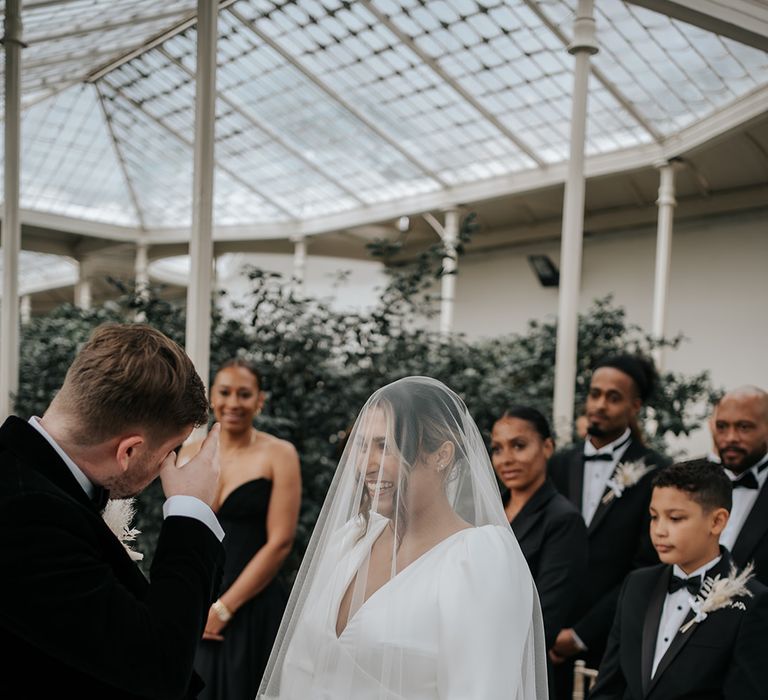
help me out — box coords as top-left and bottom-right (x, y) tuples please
(98, 80), (287, 228)
(164, 9), (440, 206)
(16, 83), (139, 225)
(541, 0), (768, 135)
(232, 0), (536, 186)
(0, 0), (765, 232)
(0, 1), (198, 106)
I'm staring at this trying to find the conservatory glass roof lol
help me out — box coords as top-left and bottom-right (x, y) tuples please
(1, 0), (767, 233)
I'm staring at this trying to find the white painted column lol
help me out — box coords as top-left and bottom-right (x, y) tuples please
(552, 0), (598, 442)
(135, 238), (149, 297)
(292, 235), (307, 296)
(74, 259), (92, 310)
(1, 0), (23, 419)
(440, 208), (460, 337)
(185, 0), (218, 394)
(20, 295), (31, 325)
(651, 162), (677, 372)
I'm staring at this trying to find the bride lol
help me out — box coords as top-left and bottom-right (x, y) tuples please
(259, 377), (548, 699)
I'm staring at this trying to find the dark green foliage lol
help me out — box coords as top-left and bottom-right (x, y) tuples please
(14, 228), (715, 578)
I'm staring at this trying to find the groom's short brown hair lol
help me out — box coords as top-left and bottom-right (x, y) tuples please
(53, 323), (208, 446)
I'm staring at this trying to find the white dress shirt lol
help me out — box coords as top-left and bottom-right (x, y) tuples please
(720, 452), (768, 550)
(582, 427), (632, 526)
(652, 554), (722, 677)
(29, 416), (224, 541)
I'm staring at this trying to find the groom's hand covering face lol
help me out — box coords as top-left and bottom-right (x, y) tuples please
(161, 423), (221, 507)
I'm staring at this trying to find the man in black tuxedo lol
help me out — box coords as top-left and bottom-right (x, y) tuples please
(591, 460), (768, 699)
(711, 386), (768, 584)
(0, 324), (225, 699)
(549, 354), (669, 672)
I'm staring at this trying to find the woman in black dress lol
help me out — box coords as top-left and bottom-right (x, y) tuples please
(181, 359), (301, 700)
(491, 406), (588, 699)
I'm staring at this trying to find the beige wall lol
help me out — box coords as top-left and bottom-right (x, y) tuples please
(452, 208), (768, 455)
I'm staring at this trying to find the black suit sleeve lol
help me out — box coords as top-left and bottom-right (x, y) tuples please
(588, 578), (629, 700)
(723, 587), (768, 699)
(0, 492), (223, 700)
(537, 510), (589, 649)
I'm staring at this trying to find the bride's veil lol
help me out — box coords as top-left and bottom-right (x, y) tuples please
(259, 376), (548, 699)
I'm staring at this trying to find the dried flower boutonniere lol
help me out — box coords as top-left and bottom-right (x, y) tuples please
(680, 563), (754, 633)
(102, 498), (144, 562)
(601, 459), (652, 504)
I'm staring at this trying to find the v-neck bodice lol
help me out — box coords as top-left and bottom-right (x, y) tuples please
(275, 520), (531, 700)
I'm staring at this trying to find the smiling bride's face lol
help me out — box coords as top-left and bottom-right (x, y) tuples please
(356, 406), (402, 517)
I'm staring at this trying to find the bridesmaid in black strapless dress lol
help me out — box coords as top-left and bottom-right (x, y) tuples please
(181, 359), (301, 700)
(194, 479), (288, 699)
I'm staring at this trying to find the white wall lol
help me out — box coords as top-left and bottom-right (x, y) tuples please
(452, 208), (768, 456)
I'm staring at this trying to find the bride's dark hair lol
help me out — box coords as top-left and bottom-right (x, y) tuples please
(358, 379), (467, 542)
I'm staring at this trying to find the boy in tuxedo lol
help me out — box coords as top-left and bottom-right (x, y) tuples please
(591, 460), (768, 700)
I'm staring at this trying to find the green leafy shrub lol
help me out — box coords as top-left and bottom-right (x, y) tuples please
(14, 230), (714, 577)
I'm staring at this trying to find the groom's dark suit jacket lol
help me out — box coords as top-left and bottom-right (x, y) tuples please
(548, 438), (669, 665)
(590, 552), (768, 699)
(0, 417), (224, 700)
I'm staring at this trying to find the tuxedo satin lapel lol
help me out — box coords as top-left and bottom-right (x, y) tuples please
(646, 607), (699, 695)
(732, 482), (768, 565)
(641, 568), (670, 696)
(588, 441), (648, 535)
(647, 555), (732, 696)
(567, 447), (585, 511)
(0, 416), (93, 511)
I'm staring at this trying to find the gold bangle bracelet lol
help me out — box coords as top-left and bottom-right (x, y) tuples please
(212, 598), (233, 622)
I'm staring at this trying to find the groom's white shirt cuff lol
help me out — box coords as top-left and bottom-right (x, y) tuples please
(164, 496), (224, 541)
(29, 417), (224, 542)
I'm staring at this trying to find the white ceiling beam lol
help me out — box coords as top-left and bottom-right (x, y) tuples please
(359, 0), (546, 168)
(12, 209), (141, 241)
(228, 6), (448, 188)
(624, 0), (768, 53)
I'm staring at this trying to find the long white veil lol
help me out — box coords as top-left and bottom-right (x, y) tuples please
(259, 376), (547, 699)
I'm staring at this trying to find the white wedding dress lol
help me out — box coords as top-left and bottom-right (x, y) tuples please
(259, 377), (547, 700)
(272, 516), (540, 699)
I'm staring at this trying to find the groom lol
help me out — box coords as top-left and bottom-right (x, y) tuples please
(0, 324), (225, 699)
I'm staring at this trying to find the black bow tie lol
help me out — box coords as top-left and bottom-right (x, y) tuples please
(668, 574), (702, 596)
(91, 485), (110, 511)
(585, 452), (614, 462)
(732, 472), (759, 490)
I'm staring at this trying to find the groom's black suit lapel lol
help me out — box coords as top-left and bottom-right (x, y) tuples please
(644, 555), (733, 696)
(588, 439), (648, 536)
(0, 417), (149, 592)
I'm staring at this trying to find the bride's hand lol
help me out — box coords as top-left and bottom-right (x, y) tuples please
(202, 606), (227, 641)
